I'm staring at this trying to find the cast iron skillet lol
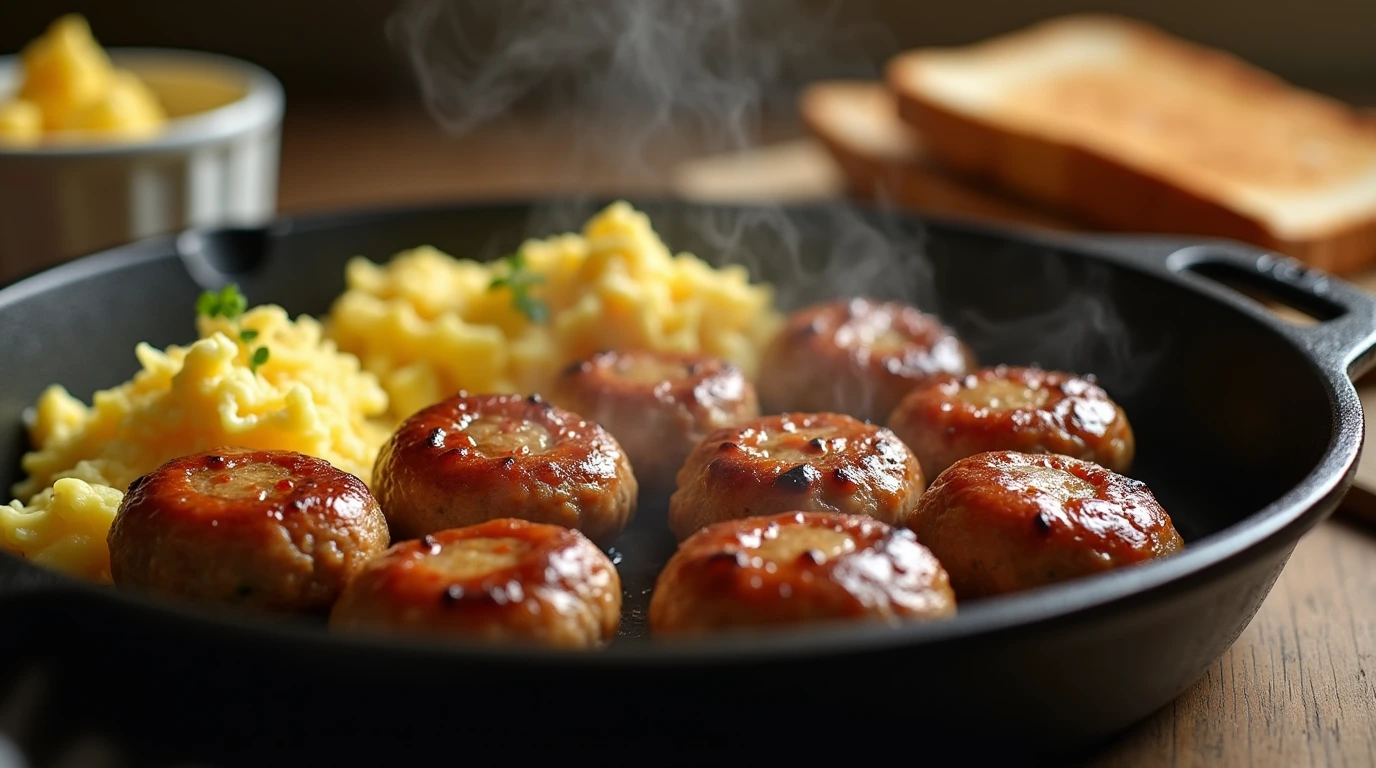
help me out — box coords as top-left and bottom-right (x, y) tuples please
(2, 199), (1375, 765)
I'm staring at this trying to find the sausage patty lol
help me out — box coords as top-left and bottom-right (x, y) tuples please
(650, 511), (955, 636)
(548, 349), (759, 498)
(372, 392), (638, 546)
(329, 518), (621, 649)
(757, 297), (976, 423)
(667, 412), (925, 541)
(910, 450), (1184, 599)
(887, 365), (1135, 480)
(107, 447), (389, 614)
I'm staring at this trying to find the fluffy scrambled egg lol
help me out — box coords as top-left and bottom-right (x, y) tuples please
(1, 201), (783, 583)
(0, 14), (165, 146)
(2, 305), (390, 583)
(328, 201), (784, 420)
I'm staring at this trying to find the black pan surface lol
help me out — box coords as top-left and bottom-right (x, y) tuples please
(2, 199), (1374, 765)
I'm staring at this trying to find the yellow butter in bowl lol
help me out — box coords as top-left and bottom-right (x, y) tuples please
(56, 69), (165, 138)
(17, 14), (115, 131)
(3, 13), (166, 143)
(0, 99), (41, 145)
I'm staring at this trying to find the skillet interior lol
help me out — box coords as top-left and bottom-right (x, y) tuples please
(1, 199), (1334, 581)
(0, 199), (1357, 762)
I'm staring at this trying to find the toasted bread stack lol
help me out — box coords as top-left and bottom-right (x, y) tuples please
(802, 14), (1376, 275)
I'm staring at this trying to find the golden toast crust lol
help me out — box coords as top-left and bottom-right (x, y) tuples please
(884, 14), (1376, 274)
(798, 79), (1072, 231)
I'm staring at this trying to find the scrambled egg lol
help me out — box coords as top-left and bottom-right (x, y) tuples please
(0, 14), (165, 146)
(2, 305), (390, 583)
(328, 201), (784, 420)
(1, 202), (783, 583)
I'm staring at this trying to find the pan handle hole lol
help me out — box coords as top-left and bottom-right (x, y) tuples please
(176, 226), (275, 291)
(1183, 260), (1346, 327)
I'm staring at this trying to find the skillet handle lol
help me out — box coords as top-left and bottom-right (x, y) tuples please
(1071, 234), (1376, 381)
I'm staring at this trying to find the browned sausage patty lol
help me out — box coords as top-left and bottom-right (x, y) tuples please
(372, 392), (637, 546)
(758, 298), (976, 423)
(107, 447), (389, 614)
(667, 412), (925, 541)
(650, 511), (955, 636)
(329, 518), (621, 649)
(887, 365), (1135, 480)
(548, 349), (759, 498)
(910, 450), (1184, 599)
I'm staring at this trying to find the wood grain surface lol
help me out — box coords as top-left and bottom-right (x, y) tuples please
(1086, 518), (1376, 767)
(271, 103), (1376, 768)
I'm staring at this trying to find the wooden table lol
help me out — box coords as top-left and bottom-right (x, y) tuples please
(279, 102), (1372, 766)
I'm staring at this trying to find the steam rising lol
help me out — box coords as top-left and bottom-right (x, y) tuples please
(387, 0), (887, 162)
(948, 253), (1168, 397)
(386, 0), (934, 304)
(386, 0), (1157, 401)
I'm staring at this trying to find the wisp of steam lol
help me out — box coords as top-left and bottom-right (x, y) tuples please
(385, 0), (935, 297)
(385, 0), (1159, 399)
(386, 0), (883, 172)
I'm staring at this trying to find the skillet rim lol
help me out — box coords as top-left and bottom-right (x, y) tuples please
(0, 196), (1365, 666)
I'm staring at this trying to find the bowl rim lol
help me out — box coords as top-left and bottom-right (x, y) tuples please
(0, 46), (284, 159)
(0, 197), (1365, 667)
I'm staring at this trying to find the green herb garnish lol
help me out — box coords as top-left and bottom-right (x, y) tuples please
(196, 283), (271, 377)
(195, 283), (248, 320)
(249, 346), (270, 374)
(489, 251), (548, 323)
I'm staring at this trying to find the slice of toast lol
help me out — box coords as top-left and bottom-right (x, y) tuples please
(886, 14), (1376, 274)
(798, 79), (1073, 230)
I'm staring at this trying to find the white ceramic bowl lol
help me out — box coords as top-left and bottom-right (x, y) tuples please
(0, 48), (284, 283)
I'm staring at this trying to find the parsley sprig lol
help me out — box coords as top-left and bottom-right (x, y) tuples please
(195, 284), (247, 319)
(196, 283), (271, 375)
(489, 251), (548, 323)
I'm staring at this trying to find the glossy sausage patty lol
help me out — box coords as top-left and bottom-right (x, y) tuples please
(887, 365), (1135, 480)
(548, 349), (759, 498)
(329, 519), (621, 649)
(107, 448), (389, 614)
(667, 412), (925, 541)
(373, 392), (637, 546)
(910, 450), (1184, 599)
(650, 511), (955, 636)
(758, 298), (976, 423)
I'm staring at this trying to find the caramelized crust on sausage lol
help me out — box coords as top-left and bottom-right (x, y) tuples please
(910, 451), (1184, 599)
(107, 448), (389, 614)
(372, 392), (638, 546)
(329, 519), (621, 649)
(650, 511), (954, 636)
(548, 350), (760, 498)
(887, 365), (1135, 480)
(758, 298), (976, 423)
(667, 412), (926, 541)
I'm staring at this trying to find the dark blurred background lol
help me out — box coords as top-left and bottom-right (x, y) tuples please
(4, 0), (1374, 105)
